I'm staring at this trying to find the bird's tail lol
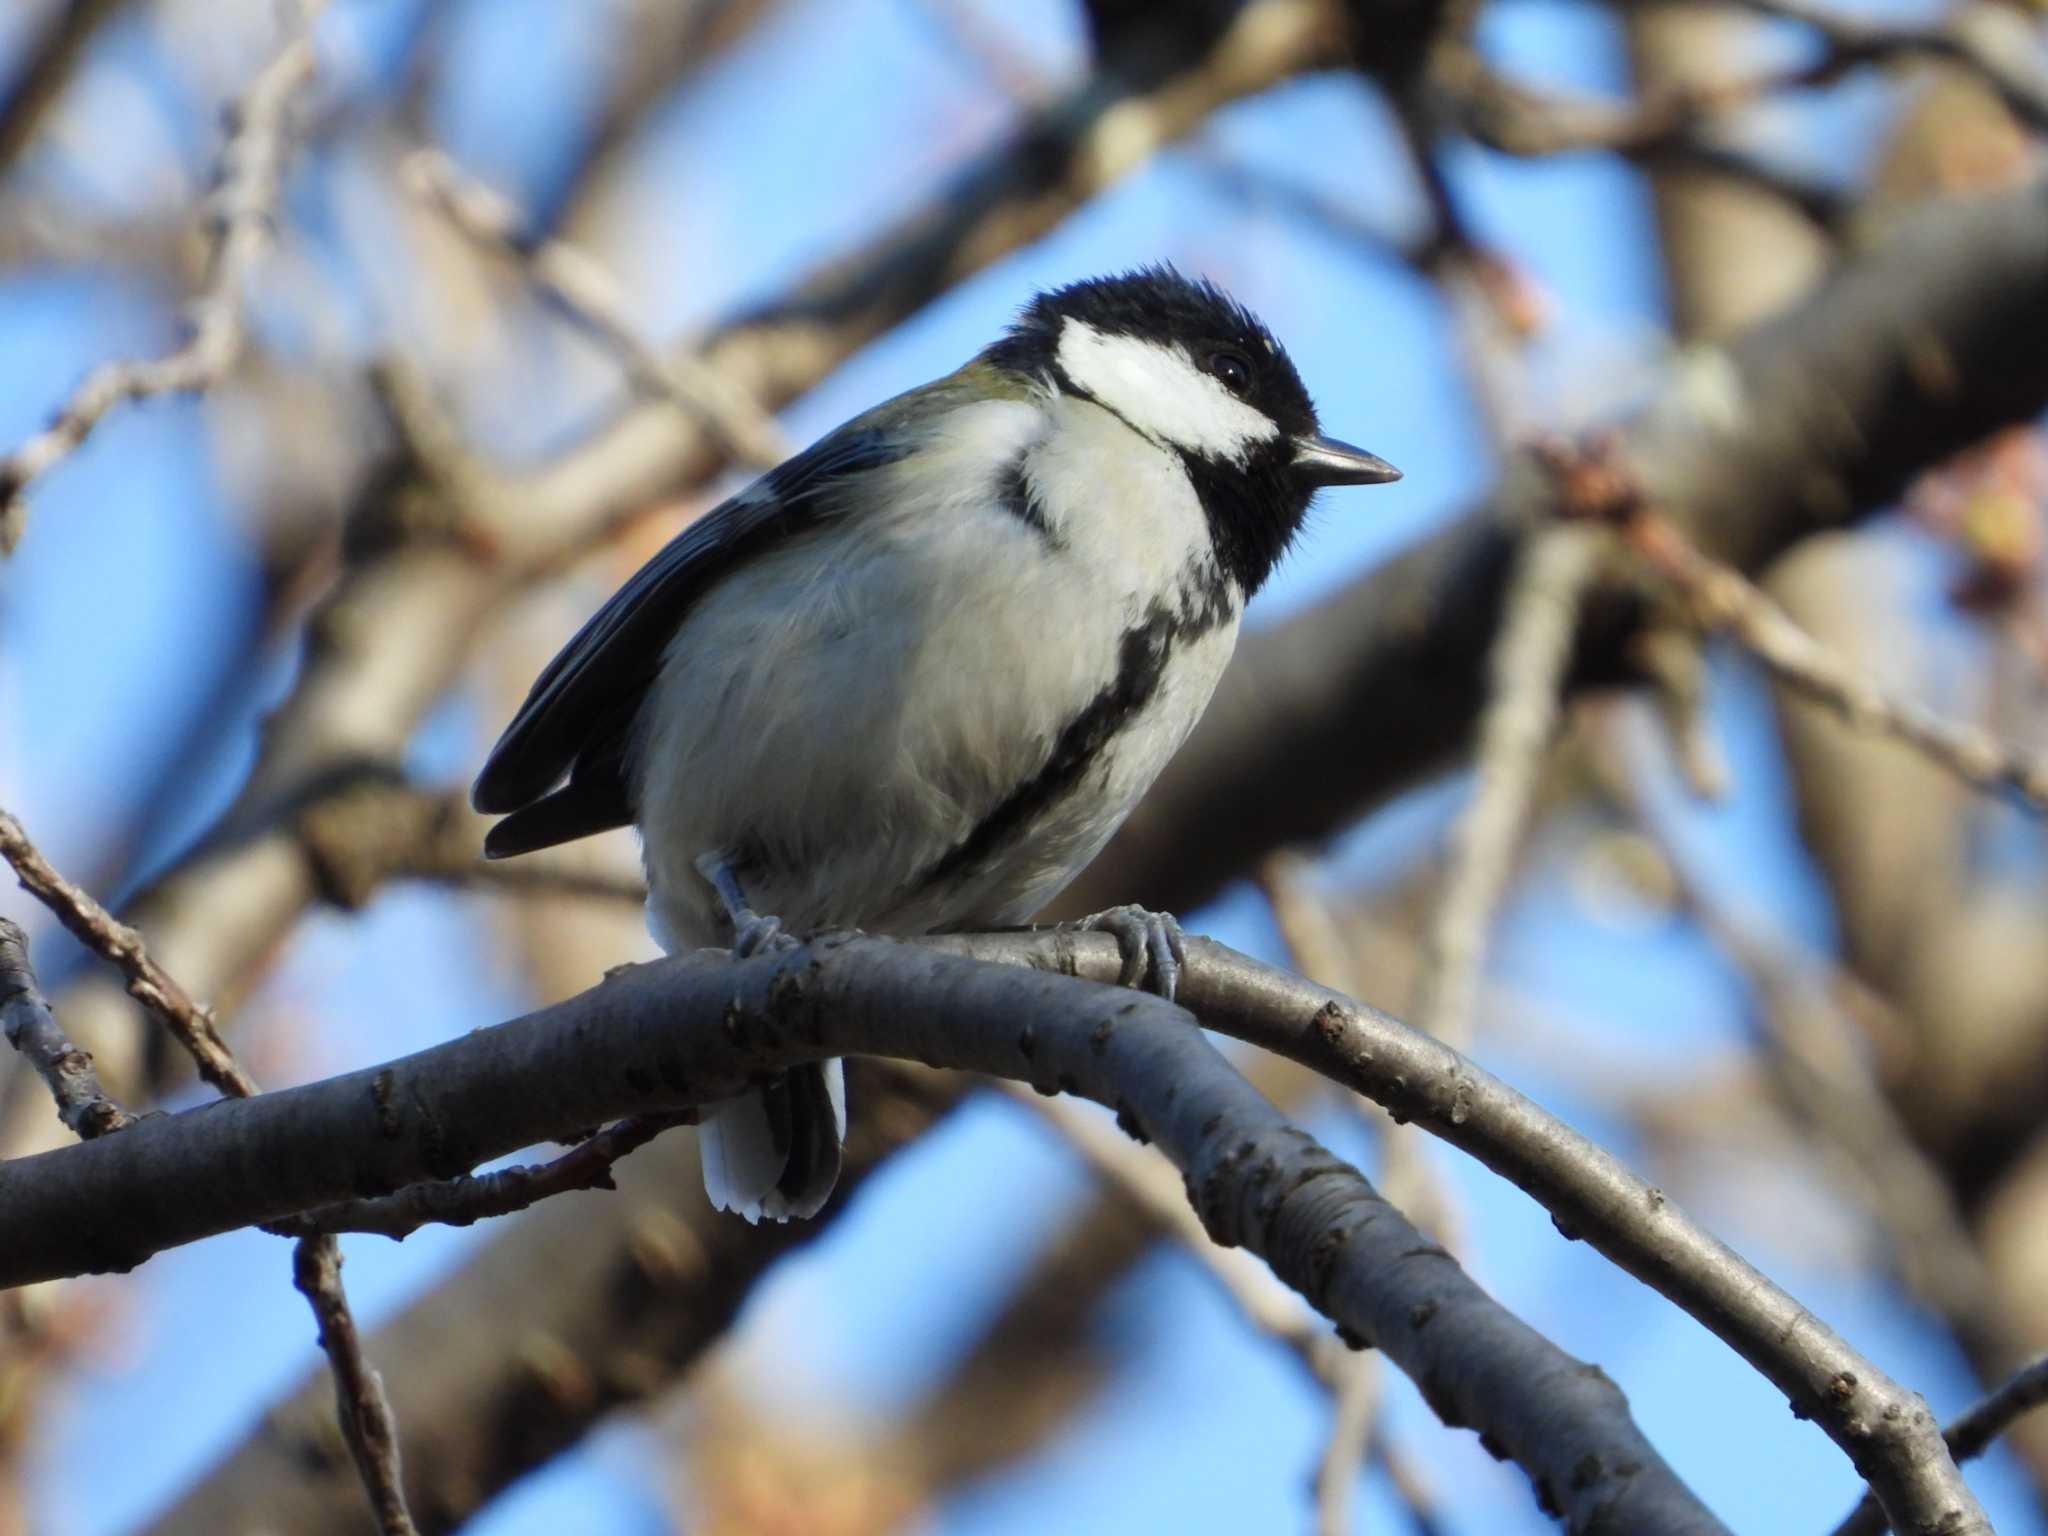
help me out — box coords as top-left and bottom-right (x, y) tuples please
(698, 1059), (846, 1223)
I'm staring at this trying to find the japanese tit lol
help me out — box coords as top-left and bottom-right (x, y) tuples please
(472, 266), (1399, 1222)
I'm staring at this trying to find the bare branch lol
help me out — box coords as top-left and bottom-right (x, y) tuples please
(267, 1113), (691, 1241)
(937, 932), (1988, 1534)
(0, 807), (255, 1098)
(0, 1), (329, 552)
(0, 815), (408, 1534)
(0, 918), (134, 1140)
(1630, 512), (2048, 813)
(1833, 1354), (2048, 1536)
(291, 1236), (419, 1536)
(404, 146), (794, 471)
(5, 934), (1733, 1533)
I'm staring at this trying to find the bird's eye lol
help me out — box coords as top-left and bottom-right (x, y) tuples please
(1204, 348), (1252, 394)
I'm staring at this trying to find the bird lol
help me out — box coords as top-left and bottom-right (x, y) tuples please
(472, 266), (1400, 1222)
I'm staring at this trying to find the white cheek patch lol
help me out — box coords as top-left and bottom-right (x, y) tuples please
(1054, 321), (1279, 463)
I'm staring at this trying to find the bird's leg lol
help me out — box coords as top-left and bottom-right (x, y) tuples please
(695, 852), (798, 957)
(1069, 905), (1186, 1003)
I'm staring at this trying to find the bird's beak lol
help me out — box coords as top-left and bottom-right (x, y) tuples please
(1290, 433), (1401, 488)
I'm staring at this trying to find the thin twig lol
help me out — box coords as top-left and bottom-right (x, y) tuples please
(0, 917), (135, 1139)
(0, 807), (256, 1097)
(0, 814), (413, 1533)
(267, 1113), (690, 1240)
(1631, 512), (2048, 812)
(403, 146), (792, 470)
(1414, 518), (1604, 1043)
(0, 1), (329, 552)
(292, 1236), (419, 1536)
(1317, 1354), (1382, 1536)
(1832, 1354), (2048, 1536)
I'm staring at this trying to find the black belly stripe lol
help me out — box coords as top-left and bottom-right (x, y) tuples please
(916, 606), (1180, 893)
(996, 454), (1061, 547)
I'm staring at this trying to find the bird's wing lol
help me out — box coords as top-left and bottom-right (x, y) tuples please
(472, 424), (910, 856)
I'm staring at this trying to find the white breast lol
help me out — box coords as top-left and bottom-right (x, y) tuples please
(635, 393), (1242, 948)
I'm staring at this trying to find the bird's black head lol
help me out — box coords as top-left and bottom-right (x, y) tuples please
(986, 266), (1398, 593)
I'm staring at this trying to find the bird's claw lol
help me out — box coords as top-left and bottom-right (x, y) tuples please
(732, 911), (798, 958)
(697, 851), (800, 958)
(1073, 904), (1185, 1002)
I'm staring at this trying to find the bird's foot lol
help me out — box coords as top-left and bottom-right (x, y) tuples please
(1071, 904), (1186, 1003)
(696, 852), (800, 958)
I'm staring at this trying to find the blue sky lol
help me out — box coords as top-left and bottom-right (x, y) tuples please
(1, 0), (2040, 1531)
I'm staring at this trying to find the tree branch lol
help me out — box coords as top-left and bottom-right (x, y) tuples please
(0, 918), (133, 1139)
(0, 807), (254, 1098)
(291, 1236), (418, 1536)
(10, 935), (1731, 1534)
(934, 932), (1988, 1535)
(266, 1113), (692, 1241)
(1833, 1353), (2048, 1536)
(0, 0), (329, 552)
(403, 146), (793, 471)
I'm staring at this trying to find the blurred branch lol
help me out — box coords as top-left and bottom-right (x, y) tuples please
(0, 0), (133, 176)
(1598, 711), (2017, 1367)
(1415, 515), (1606, 1044)
(1630, 511), (2048, 813)
(0, 917), (135, 1141)
(294, 776), (647, 910)
(541, 0), (788, 236)
(1453, 64), (1854, 230)
(0, 807), (254, 1098)
(1662, 0), (2048, 134)
(1833, 1353), (2048, 1536)
(405, 146), (793, 470)
(292, 1236), (418, 1536)
(17, 933), (1737, 1534)
(0, 1), (328, 552)
(1317, 1355), (1382, 1536)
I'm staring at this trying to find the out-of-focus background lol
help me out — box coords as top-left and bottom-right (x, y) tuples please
(2, 0), (2046, 1531)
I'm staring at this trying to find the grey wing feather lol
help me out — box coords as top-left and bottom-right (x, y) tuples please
(472, 425), (909, 856)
